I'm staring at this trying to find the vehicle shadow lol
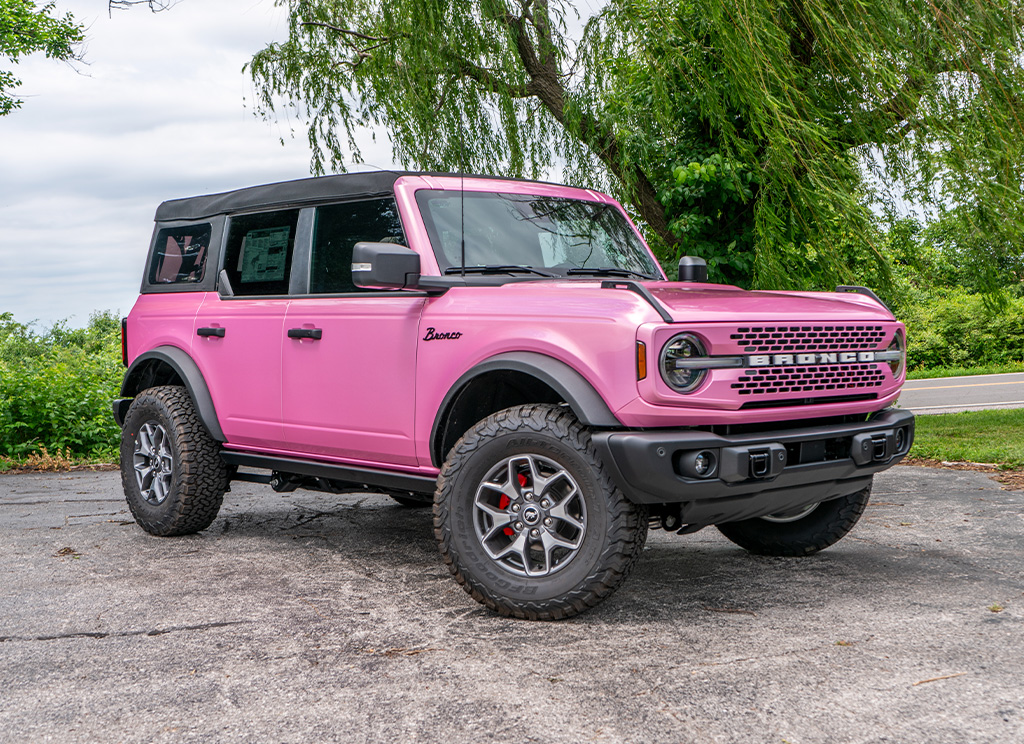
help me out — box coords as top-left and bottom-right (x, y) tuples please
(194, 490), (950, 626)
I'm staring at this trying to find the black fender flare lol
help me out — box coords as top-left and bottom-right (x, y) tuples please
(116, 346), (226, 441)
(430, 351), (622, 467)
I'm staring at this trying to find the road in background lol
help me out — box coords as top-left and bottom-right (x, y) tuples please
(898, 372), (1024, 414)
(1, 468), (1021, 743)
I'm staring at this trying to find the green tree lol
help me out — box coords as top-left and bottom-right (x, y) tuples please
(0, 0), (83, 116)
(248, 1), (1024, 289)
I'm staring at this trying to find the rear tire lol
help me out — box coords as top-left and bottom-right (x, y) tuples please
(715, 482), (872, 556)
(120, 385), (228, 536)
(434, 404), (648, 620)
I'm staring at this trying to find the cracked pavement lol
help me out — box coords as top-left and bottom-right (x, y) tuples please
(0, 466), (1021, 743)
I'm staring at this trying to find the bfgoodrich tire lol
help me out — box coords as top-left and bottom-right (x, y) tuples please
(120, 385), (228, 536)
(715, 481), (872, 556)
(434, 404), (648, 620)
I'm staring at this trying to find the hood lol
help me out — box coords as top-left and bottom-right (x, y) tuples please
(644, 283), (895, 324)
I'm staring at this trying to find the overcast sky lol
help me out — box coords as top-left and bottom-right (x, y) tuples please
(0, 0), (397, 328)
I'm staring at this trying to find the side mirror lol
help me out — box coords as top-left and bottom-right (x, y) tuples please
(678, 255), (708, 283)
(352, 242), (421, 290)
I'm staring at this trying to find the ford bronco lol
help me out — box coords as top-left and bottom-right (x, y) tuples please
(114, 172), (914, 619)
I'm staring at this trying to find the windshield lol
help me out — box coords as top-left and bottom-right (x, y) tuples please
(414, 190), (662, 279)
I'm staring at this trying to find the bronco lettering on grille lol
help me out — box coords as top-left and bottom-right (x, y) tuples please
(747, 351), (876, 366)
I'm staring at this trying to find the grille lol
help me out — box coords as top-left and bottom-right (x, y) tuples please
(730, 325), (886, 353)
(731, 363), (886, 396)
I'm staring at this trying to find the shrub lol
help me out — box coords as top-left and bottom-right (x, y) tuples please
(0, 312), (122, 460)
(901, 288), (1024, 371)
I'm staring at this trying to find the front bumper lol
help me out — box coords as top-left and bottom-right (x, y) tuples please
(592, 408), (914, 525)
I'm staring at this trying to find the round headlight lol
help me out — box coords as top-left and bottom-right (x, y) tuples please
(887, 331), (905, 377)
(660, 333), (708, 393)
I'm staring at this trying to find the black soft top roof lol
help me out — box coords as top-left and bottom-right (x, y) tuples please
(154, 171), (412, 222)
(153, 170), (566, 222)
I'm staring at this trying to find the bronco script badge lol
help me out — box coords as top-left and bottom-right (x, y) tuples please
(423, 327), (463, 341)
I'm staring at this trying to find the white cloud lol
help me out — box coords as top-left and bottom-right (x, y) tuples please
(0, 0), (395, 328)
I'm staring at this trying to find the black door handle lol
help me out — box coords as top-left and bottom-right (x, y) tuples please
(197, 327), (225, 338)
(287, 327), (323, 340)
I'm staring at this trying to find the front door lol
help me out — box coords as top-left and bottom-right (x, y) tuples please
(280, 198), (424, 466)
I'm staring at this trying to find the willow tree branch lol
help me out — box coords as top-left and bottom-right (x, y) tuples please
(299, 20), (397, 44)
(456, 58), (531, 98)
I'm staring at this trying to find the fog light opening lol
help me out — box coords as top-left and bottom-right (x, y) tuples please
(678, 449), (718, 479)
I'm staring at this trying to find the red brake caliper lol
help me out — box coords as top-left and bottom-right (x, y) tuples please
(501, 473), (529, 536)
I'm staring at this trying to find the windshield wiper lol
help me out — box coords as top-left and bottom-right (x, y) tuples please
(565, 267), (656, 280)
(444, 265), (557, 277)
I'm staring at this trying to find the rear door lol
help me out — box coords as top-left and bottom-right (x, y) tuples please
(191, 208), (303, 449)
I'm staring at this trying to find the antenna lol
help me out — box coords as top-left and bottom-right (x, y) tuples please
(459, 115), (466, 278)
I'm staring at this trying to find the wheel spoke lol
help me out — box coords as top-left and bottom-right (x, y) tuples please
(539, 529), (579, 570)
(135, 463), (153, 492)
(480, 478), (519, 503)
(549, 493), (584, 532)
(479, 507), (513, 542)
(505, 455), (537, 495)
(534, 468), (570, 498)
(136, 425), (154, 457)
(491, 531), (529, 566)
(151, 471), (166, 502)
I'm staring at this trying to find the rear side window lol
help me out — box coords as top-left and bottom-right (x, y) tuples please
(310, 198), (406, 293)
(149, 224), (212, 284)
(222, 210), (299, 296)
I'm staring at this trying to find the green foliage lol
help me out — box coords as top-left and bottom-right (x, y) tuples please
(248, 1), (1024, 292)
(0, 311), (122, 460)
(901, 288), (1024, 371)
(606, 0), (1024, 290)
(658, 155), (757, 285)
(0, 0), (84, 115)
(874, 210), (1024, 371)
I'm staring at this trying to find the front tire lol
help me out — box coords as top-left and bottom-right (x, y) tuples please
(434, 404), (648, 620)
(715, 482), (872, 556)
(120, 385), (228, 536)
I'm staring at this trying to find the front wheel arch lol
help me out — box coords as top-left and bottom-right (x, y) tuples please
(429, 352), (621, 467)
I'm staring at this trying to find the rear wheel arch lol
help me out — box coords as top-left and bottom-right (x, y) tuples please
(430, 352), (621, 468)
(119, 346), (225, 441)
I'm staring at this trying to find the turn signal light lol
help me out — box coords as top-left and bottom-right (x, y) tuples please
(637, 341), (647, 380)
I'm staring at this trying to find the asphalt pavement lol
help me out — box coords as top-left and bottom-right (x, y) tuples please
(898, 372), (1024, 414)
(1, 467), (1022, 743)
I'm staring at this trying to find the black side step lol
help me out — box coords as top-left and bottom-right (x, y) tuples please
(220, 452), (437, 494)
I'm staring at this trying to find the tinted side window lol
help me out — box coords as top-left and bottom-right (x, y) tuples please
(311, 198), (405, 294)
(149, 224), (212, 284)
(223, 210), (299, 296)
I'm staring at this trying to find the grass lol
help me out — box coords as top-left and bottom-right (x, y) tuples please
(907, 361), (1024, 380)
(909, 408), (1024, 469)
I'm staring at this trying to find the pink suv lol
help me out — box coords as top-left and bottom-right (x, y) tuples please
(115, 172), (914, 619)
